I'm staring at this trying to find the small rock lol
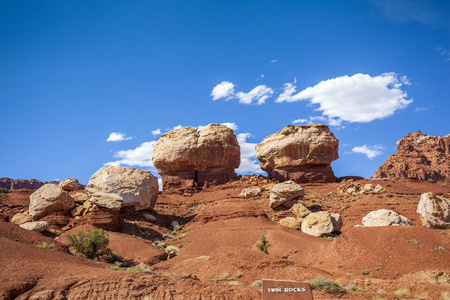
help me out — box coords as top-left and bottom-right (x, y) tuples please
(10, 212), (31, 225)
(373, 184), (384, 193)
(279, 217), (302, 229)
(72, 192), (89, 203)
(363, 184), (373, 192)
(144, 213), (157, 222)
(417, 193), (450, 229)
(290, 203), (311, 218)
(330, 213), (342, 231)
(347, 187), (357, 194)
(172, 220), (180, 229)
(269, 181), (305, 209)
(71, 205), (85, 217)
(58, 178), (79, 192)
(301, 211), (334, 237)
(239, 187), (262, 198)
(89, 193), (123, 211)
(362, 209), (412, 227)
(19, 221), (48, 232)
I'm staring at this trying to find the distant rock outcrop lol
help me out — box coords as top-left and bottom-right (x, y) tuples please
(374, 131), (450, 181)
(152, 124), (240, 193)
(0, 177), (85, 190)
(86, 166), (159, 211)
(256, 124), (339, 183)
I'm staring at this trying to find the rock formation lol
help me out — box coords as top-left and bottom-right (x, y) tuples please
(417, 193), (450, 229)
(58, 178), (79, 192)
(29, 184), (74, 221)
(86, 166), (159, 211)
(362, 209), (412, 227)
(0, 177), (85, 190)
(152, 124), (240, 193)
(374, 131), (450, 181)
(301, 211), (339, 236)
(269, 181), (305, 208)
(256, 124), (339, 183)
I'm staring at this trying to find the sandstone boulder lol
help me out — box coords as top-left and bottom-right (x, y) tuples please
(374, 131), (450, 181)
(290, 203), (311, 218)
(10, 212), (31, 225)
(71, 192), (89, 203)
(269, 181), (305, 208)
(279, 217), (302, 229)
(86, 166), (158, 210)
(89, 193), (123, 211)
(58, 178), (79, 192)
(330, 213), (343, 232)
(29, 184), (74, 220)
(239, 187), (263, 198)
(362, 209), (412, 227)
(152, 124), (240, 193)
(19, 221), (48, 232)
(417, 193), (450, 229)
(256, 124), (339, 183)
(301, 211), (334, 237)
(86, 206), (124, 231)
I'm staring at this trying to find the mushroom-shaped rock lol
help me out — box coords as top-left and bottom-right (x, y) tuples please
(29, 184), (74, 220)
(58, 178), (79, 192)
(269, 181), (305, 208)
(362, 209), (412, 227)
(85, 166), (158, 211)
(152, 124), (240, 193)
(417, 193), (450, 229)
(301, 211), (334, 237)
(256, 124), (339, 183)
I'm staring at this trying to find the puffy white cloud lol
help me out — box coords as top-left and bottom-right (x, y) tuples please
(236, 133), (264, 174)
(235, 85), (274, 105)
(106, 132), (133, 142)
(105, 141), (156, 168)
(151, 128), (161, 135)
(352, 145), (384, 159)
(211, 81), (235, 100)
(270, 59), (277, 63)
(292, 118), (308, 124)
(220, 122), (238, 131)
(276, 73), (412, 123)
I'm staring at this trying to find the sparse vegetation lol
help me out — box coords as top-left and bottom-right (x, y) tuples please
(309, 277), (343, 292)
(385, 193), (393, 197)
(164, 273), (179, 277)
(256, 234), (270, 254)
(394, 176), (401, 180)
(428, 178), (436, 183)
(361, 270), (369, 275)
(66, 228), (112, 260)
(252, 280), (262, 287)
(152, 240), (166, 250)
(36, 242), (55, 250)
(433, 246), (447, 253)
(393, 288), (409, 297)
(0, 187), (9, 194)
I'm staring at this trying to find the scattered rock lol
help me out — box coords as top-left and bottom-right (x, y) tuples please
(10, 212), (31, 225)
(71, 192), (89, 203)
(290, 203), (311, 218)
(172, 220), (180, 229)
(29, 184), (74, 221)
(152, 124), (240, 193)
(86, 166), (159, 210)
(417, 193), (450, 229)
(58, 178), (79, 192)
(239, 187), (262, 198)
(373, 184), (384, 193)
(374, 131), (450, 181)
(144, 213), (157, 222)
(363, 184), (373, 191)
(89, 192), (123, 211)
(269, 181), (305, 208)
(362, 209), (413, 227)
(330, 213), (342, 232)
(19, 221), (48, 232)
(301, 211), (334, 237)
(279, 217), (302, 229)
(256, 124), (339, 183)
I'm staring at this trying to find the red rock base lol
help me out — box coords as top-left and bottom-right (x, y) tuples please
(267, 165), (336, 183)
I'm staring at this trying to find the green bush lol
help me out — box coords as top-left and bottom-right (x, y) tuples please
(66, 228), (111, 260)
(309, 277), (343, 292)
(361, 270), (369, 275)
(36, 242), (55, 250)
(428, 178), (436, 183)
(0, 187), (9, 194)
(256, 234), (270, 254)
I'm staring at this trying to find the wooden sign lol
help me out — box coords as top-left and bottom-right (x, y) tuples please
(262, 279), (313, 300)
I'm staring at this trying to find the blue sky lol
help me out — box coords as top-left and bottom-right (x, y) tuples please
(1, 0), (449, 185)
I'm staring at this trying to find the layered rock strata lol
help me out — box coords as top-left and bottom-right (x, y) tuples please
(374, 131), (450, 181)
(256, 124), (339, 183)
(152, 124), (240, 193)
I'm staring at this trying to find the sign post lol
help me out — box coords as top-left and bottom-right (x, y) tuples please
(262, 279), (313, 300)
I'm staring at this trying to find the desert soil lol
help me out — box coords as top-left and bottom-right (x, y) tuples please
(0, 177), (449, 299)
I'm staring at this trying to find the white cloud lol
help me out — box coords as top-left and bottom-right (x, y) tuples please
(235, 85), (274, 105)
(276, 73), (412, 123)
(211, 81), (235, 100)
(352, 145), (384, 159)
(260, 74), (265, 78)
(151, 128), (161, 135)
(292, 118), (308, 124)
(236, 133), (264, 174)
(106, 132), (133, 142)
(105, 141), (156, 168)
(220, 122), (238, 131)
(270, 59), (277, 63)
(172, 125), (183, 131)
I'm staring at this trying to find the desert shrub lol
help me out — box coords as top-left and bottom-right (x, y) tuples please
(385, 193), (393, 197)
(36, 242), (55, 250)
(394, 176), (401, 180)
(361, 270), (369, 275)
(0, 187), (9, 194)
(428, 178), (436, 183)
(252, 280), (262, 287)
(393, 288), (409, 297)
(309, 277), (343, 292)
(66, 228), (111, 260)
(165, 245), (180, 255)
(256, 234), (270, 254)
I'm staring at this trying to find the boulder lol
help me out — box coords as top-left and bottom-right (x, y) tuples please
(89, 193), (123, 211)
(269, 181), (305, 208)
(301, 211), (334, 237)
(10, 212), (31, 225)
(71, 192), (89, 203)
(143, 213), (156, 222)
(239, 187), (263, 198)
(58, 178), (79, 192)
(363, 184), (373, 192)
(19, 221), (48, 232)
(417, 193), (450, 229)
(374, 131), (450, 181)
(362, 209), (412, 227)
(374, 184), (384, 193)
(279, 217), (302, 229)
(330, 213), (342, 232)
(256, 124), (339, 183)
(152, 124), (240, 193)
(86, 166), (158, 210)
(29, 184), (74, 221)
(290, 203), (311, 218)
